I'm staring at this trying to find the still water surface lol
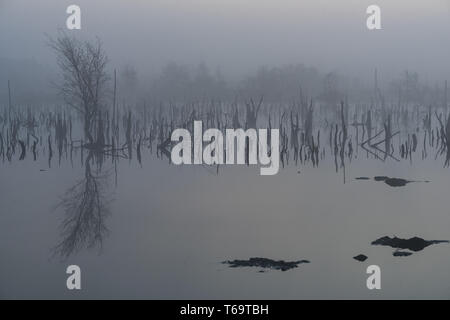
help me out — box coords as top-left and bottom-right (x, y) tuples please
(1, 146), (450, 299)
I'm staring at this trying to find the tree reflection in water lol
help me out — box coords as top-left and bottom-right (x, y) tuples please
(53, 151), (112, 259)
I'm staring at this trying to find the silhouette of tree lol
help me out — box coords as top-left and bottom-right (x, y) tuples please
(53, 152), (112, 259)
(48, 33), (109, 145)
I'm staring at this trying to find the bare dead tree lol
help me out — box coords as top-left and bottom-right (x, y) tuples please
(48, 32), (109, 146)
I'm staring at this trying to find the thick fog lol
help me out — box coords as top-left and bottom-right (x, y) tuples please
(3, 1), (450, 300)
(1, 0), (450, 103)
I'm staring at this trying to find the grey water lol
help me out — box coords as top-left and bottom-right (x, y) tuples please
(1, 107), (450, 299)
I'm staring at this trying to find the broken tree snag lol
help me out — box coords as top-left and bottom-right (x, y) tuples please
(18, 139), (26, 160)
(223, 257), (310, 271)
(371, 236), (449, 252)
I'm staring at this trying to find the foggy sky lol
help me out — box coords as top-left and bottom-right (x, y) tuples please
(1, 0), (450, 82)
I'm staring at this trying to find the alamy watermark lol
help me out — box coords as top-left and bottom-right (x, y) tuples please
(171, 121), (280, 175)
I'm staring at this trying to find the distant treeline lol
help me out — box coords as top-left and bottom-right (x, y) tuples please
(1, 57), (448, 107)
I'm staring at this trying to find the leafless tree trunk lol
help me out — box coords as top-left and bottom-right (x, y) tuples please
(48, 33), (109, 146)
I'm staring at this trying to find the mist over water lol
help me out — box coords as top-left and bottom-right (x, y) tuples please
(1, 0), (450, 299)
(2, 0), (450, 103)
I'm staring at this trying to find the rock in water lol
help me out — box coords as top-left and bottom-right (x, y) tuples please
(353, 254), (368, 262)
(372, 236), (449, 252)
(384, 178), (409, 187)
(373, 176), (429, 187)
(223, 257), (310, 271)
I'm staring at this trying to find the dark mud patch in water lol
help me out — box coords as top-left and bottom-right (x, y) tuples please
(372, 236), (449, 252)
(382, 177), (430, 187)
(357, 176), (430, 187)
(383, 178), (410, 187)
(393, 251), (413, 257)
(223, 257), (310, 271)
(374, 176), (390, 181)
(353, 254), (368, 262)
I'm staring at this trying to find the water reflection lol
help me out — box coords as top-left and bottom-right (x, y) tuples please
(2, 100), (450, 260)
(53, 151), (112, 259)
